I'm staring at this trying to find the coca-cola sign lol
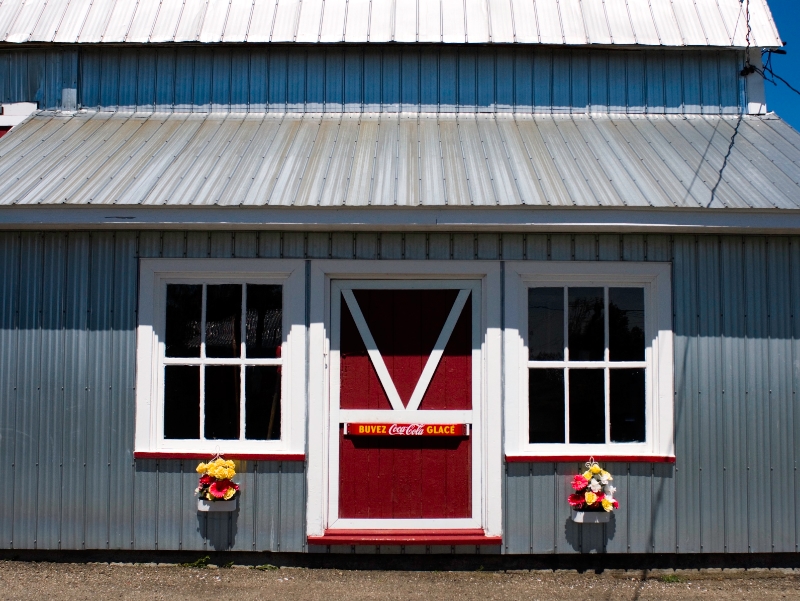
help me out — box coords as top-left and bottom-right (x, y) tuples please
(345, 423), (468, 437)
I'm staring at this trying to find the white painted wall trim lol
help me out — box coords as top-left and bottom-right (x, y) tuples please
(503, 261), (674, 459)
(306, 261), (503, 538)
(135, 259), (307, 456)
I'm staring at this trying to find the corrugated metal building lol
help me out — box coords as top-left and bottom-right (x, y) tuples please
(1, 0), (799, 558)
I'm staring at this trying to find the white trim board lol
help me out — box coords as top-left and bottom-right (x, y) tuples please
(306, 261), (503, 538)
(134, 259), (307, 456)
(503, 261), (674, 459)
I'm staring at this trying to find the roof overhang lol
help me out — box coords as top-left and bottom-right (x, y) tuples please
(4, 205), (800, 234)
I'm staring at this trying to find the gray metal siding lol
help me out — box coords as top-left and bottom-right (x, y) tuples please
(0, 230), (306, 552)
(1, 46), (747, 114)
(1, 230), (799, 553)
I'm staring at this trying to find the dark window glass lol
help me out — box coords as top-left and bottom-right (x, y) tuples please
(609, 288), (645, 361)
(164, 366), (200, 439)
(568, 287), (604, 361)
(206, 285), (242, 358)
(165, 285), (202, 357)
(246, 284), (282, 359)
(205, 366), (240, 439)
(528, 369), (565, 443)
(568, 369), (605, 443)
(245, 366), (281, 440)
(610, 369), (646, 442)
(528, 288), (564, 360)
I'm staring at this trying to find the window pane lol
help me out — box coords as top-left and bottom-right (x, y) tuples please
(610, 369), (646, 442)
(568, 287), (604, 361)
(528, 288), (564, 360)
(568, 369), (605, 443)
(206, 285), (242, 358)
(609, 288), (645, 361)
(205, 366), (240, 439)
(165, 284), (201, 357)
(528, 369), (565, 443)
(246, 284), (282, 359)
(245, 366), (281, 440)
(164, 366), (200, 439)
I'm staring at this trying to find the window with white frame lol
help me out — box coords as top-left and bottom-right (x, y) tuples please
(505, 263), (673, 458)
(135, 259), (306, 456)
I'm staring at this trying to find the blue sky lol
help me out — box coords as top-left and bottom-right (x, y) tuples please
(764, 0), (800, 130)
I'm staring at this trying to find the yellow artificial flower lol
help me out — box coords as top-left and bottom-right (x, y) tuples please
(590, 464), (601, 474)
(223, 487), (236, 500)
(196, 462), (207, 474)
(583, 470), (592, 480)
(601, 499), (613, 512)
(584, 491), (598, 505)
(600, 470), (612, 481)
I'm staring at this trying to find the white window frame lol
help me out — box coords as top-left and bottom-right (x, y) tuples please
(504, 261), (674, 460)
(306, 261), (503, 538)
(135, 259), (306, 456)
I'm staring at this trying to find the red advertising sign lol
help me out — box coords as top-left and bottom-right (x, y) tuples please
(345, 423), (468, 437)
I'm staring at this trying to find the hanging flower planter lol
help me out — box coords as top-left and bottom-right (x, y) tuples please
(195, 454), (240, 513)
(568, 458), (618, 524)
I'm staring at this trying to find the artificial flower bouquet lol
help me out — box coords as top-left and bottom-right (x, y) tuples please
(196, 457), (240, 502)
(568, 459), (618, 515)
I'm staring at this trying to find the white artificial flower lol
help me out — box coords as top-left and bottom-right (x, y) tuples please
(604, 484), (616, 496)
(589, 480), (602, 493)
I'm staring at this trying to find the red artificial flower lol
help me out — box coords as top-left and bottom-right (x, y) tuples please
(199, 475), (213, 486)
(612, 500), (619, 509)
(209, 479), (233, 499)
(571, 475), (589, 491)
(568, 493), (585, 508)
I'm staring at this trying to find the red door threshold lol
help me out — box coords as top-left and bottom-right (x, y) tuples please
(308, 529), (502, 546)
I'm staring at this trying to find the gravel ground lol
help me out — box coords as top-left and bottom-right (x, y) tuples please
(1, 561), (800, 601)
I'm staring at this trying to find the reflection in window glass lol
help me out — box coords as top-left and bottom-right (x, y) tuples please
(164, 366), (200, 439)
(245, 366), (281, 440)
(568, 288), (604, 361)
(205, 366), (240, 440)
(609, 288), (645, 361)
(610, 369), (646, 442)
(528, 288), (564, 360)
(165, 285), (202, 357)
(206, 285), (242, 358)
(528, 369), (565, 443)
(568, 370), (605, 444)
(246, 285), (282, 359)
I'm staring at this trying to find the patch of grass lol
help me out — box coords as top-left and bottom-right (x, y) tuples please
(254, 564), (279, 571)
(659, 574), (683, 583)
(180, 556), (210, 569)
(221, 561), (234, 569)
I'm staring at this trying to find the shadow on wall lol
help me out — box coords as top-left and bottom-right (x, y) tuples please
(565, 516), (616, 553)
(198, 511), (239, 551)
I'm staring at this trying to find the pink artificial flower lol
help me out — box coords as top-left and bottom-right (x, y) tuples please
(209, 479), (233, 499)
(568, 493), (585, 508)
(571, 475), (589, 491)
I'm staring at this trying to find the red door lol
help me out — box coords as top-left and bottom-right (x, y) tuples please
(334, 286), (474, 520)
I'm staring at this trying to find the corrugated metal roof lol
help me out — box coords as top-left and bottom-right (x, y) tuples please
(0, 111), (798, 209)
(0, 0), (782, 47)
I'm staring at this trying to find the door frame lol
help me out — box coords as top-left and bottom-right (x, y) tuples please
(307, 261), (503, 538)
